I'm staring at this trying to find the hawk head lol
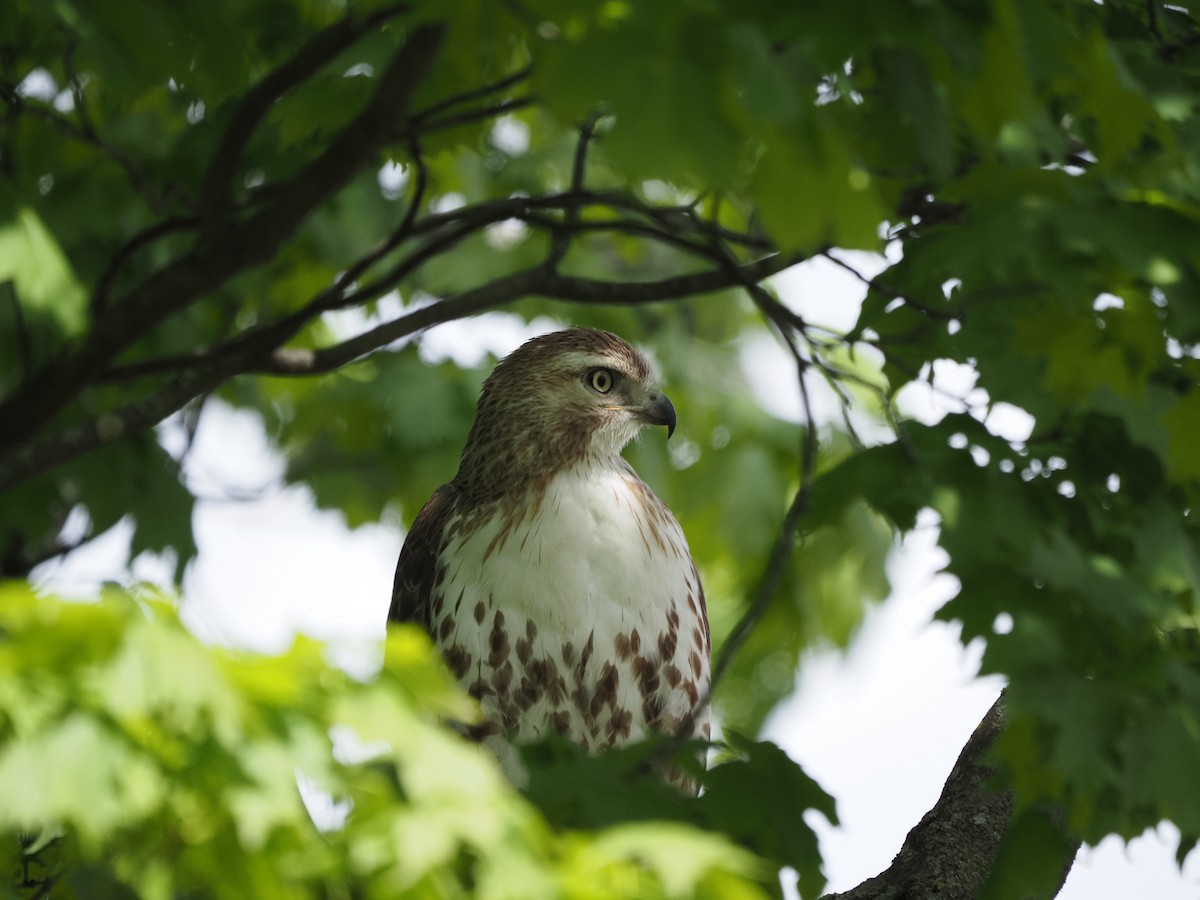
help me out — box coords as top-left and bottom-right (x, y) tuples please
(454, 328), (676, 499)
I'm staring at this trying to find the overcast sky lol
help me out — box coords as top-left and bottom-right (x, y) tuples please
(33, 252), (1200, 899)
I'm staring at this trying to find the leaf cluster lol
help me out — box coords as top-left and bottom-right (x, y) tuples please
(0, 583), (798, 899)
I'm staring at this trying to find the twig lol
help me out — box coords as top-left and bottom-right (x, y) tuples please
(103, 187), (779, 386)
(1147, 0), (1163, 43)
(711, 289), (820, 689)
(545, 114), (601, 269)
(399, 96), (534, 141)
(91, 216), (198, 314)
(406, 65), (531, 126)
(3, 86), (176, 213)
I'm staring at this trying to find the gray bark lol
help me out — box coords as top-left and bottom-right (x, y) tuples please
(823, 693), (1079, 900)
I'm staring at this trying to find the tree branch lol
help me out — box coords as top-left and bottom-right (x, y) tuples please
(0, 21), (446, 457)
(0, 251), (801, 491)
(399, 96), (534, 141)
(260, 253), (804, 375)
(406, 65), (531, 126)
(545, 115), (601, 269)
(822, 693), (1079, 900)
(197, 3), (413, 227)
(90, 216), (198, 314)
(712, 301), (819, 691)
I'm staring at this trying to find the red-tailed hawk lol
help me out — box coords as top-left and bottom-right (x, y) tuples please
(389, 328), (710, 780)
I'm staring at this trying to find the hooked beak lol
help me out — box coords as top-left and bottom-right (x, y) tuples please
(639, 393), (677, 439)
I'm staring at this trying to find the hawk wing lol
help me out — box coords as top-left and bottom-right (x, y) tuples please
(388, 485), (457, 631)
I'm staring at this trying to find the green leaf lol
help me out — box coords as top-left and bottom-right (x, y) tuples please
(0, 712), (166, 851)
(521, 736), (695, 831)
(1161, 390), (1200, 483)
(699, 735), (835, 897)
(580, 822), (763, 900)
(0, 182), (87, 384)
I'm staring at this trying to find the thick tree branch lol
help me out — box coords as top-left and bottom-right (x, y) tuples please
(0, 21), (446, 457)
(822, 693), (1079, 900)
(198, 3), (413, 227)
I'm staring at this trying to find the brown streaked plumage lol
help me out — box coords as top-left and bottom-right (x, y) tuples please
(389, 327), (710, 785)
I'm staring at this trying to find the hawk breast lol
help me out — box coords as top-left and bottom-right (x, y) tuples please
(427, 459), (711, 764)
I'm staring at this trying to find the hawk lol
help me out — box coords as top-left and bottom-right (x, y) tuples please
(389, 327), (710, 781)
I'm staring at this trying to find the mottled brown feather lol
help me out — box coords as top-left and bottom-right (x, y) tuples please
(388, 485), (458, 629)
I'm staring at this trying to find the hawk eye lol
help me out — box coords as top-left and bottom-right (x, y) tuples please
(587, 368), (615, 394)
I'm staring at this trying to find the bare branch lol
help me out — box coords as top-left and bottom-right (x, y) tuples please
(261, 252), (803, 376)
(400, 96), (534, 141)
(102, 186), (778, 387)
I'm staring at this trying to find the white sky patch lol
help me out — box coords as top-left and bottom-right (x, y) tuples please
(641, 180), (676, 203)
(378, 161), (409, 199)
(174, 403), (396, 651)
(985, 402), (1035, 444)
(431, 192), (466, 214)
(768, 248), (893, 335)
(738, 333), (843, 423)
(321, 291), (408, 343)
(17, 68), (57, 100)
(183, 485), (397, 651)
(893, 359), (987, 425)
(1067, 826), (1200, 900)
(173, 403), (284, 496)
(484, 218), (530, 250)
(491, 116), (531, 155)
(416, 313), (562, 367)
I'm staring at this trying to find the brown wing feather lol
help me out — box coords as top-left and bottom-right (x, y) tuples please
(388, 485), (458, 631)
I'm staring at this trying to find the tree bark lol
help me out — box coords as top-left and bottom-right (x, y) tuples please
(822, 693), (1079, 900)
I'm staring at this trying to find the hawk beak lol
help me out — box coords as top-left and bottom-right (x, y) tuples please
(640, 393), (677, 439)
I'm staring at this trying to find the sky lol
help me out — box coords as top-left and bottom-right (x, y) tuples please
(32, 252), (1200, 899)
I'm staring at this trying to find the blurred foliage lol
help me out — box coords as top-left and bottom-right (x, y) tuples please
(2, 0), (1200, 895)
(0, 583), (774, 899)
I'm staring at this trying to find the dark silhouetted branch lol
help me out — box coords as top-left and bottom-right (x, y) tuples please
(261, 252), (804, 376)
(823, 693), (1079, 900)
(0, 251), (800, 491)
(198, 3), (412, 227)
(0, 21), (446, 458)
